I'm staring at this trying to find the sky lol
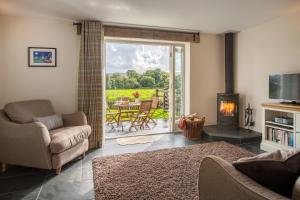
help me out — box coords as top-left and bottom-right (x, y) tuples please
(106, 42), (170, 74)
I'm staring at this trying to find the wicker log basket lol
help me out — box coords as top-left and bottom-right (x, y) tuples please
(179, 113), (205, 140)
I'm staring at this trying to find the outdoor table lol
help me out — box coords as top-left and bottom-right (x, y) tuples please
(114, 102), (141, 131)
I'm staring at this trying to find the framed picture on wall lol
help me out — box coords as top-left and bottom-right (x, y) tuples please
(28, 47), (57, 67)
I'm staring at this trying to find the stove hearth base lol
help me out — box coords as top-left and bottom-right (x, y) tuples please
(203, 125), (261, 144)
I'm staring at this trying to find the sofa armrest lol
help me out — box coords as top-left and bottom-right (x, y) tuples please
(293, 177), (300, 200)
(62, 112), (88, 127)
(198, 156), (289, 200)
(0, 113), (52, 169)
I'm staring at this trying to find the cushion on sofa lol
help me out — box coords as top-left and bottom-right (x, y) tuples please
(33, 114), (63, 131)
(4, 100), (55, 123)
(233, 151), (300, 198)
(49, 125), (91, 154)
(236, 149), (296, 162)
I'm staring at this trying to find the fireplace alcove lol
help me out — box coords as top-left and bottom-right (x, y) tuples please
(203, 32), (261, 144)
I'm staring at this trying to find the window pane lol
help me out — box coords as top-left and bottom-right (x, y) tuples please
(174, 46), (184, 120)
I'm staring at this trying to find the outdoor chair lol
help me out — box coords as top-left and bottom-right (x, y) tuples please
(129, 100), (152, 131)
(106, 105), (119, 130)
(145, 97), (160, 126)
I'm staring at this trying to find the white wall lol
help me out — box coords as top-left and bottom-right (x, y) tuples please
(236, 11), (300, 132)
(0, 15), (80, 113)
(0, 15), (224, 124)
(0, 18), (3, 97)
(190, 34), (224, 125)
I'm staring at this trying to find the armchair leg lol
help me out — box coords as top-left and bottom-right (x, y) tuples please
(56, 167), (62, 175)
(1, 164), (7, 172)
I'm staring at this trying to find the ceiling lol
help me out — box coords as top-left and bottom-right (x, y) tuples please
(0, 0), (300, 33)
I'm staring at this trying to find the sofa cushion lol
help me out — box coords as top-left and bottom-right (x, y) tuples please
(49, 125), (91, 154)
(4, 100), (55, 124)
(237, 149), (296, 162)
(233, 151), (300, 198)
(33, 114), (63, 131)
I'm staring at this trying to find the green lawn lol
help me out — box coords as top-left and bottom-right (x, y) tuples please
(106, 89), (168, 119)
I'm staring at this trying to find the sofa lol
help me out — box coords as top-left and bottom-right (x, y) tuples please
(198, 155), (300, 200)
(0, 100), (91, 174)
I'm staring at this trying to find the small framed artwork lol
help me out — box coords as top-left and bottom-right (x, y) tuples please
(28, 47), (57, 67)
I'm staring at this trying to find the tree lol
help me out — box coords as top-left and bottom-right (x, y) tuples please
(157, 71), (169, 88)
(175, 74), (182, 90)
(144, 69), (163, 85)
(124, 78), (139, 89)
(106, 69), (171, 89)
(126, 70), (140, 80)
(140, 76), (155, 88)
(113, 75), (126, 89)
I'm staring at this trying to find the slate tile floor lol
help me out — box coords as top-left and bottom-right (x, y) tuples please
(0, 133), (262, 200)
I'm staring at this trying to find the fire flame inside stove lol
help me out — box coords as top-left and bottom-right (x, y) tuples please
(220, 101), (235, 116)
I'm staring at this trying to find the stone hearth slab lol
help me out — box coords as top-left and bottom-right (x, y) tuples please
(203, 125), (261, 144)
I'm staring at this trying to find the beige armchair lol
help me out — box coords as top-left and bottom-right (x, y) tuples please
(0, 100), (91, 175)
(198, 156), (298, 200)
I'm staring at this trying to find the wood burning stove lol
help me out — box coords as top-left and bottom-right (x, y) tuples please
(217, 93), (239, 129)
(217, 33), (239, 130)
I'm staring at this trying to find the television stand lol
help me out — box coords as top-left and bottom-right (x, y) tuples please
(261, 103), (300, 152)
(280, 101), (300, 105)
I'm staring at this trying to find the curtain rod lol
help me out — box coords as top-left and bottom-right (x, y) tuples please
(73, 22), (82, 35)
(103, 22), (200, 33)
(72, 21), (200, 35)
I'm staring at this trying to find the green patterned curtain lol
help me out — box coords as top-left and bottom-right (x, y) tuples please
(78, 21), (103, 149)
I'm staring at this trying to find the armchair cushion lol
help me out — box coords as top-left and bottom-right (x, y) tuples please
(4, 100), (55, 123)
(62, 112), (87, 127)
(49, 125), (91, 153)
(33, 114), (63, 131)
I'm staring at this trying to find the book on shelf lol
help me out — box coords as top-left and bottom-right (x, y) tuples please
(266, 127), (294, 147)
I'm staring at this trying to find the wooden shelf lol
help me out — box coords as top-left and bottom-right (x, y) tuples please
(263, 140), (293, 150)
(262, 104), (300, 152)
(265, 124), (294, 132)
(262, 103), (300, 112)
(265, 120), (294, 128)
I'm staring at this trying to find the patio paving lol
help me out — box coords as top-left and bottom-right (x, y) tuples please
(105, 118), (171, 139)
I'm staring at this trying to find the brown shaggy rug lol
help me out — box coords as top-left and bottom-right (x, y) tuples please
(93, 141), (253, 200)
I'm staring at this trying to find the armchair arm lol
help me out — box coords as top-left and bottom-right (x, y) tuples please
(0, 113), (52, 169)
(62, 112), (88, 127)
(198, 156), (288, 200)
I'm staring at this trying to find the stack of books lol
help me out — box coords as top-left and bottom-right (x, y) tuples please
(266, 127), (293, 147)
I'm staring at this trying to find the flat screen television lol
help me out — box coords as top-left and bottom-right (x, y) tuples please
(269, 73), (300, 103)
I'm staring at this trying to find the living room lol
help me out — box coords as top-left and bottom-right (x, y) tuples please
(1, 0), (300, 199)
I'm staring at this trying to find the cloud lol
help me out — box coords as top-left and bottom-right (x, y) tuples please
(106, 42), (170, 74)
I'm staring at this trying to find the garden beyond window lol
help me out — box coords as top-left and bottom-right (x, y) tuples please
(105, 41), (171, 138)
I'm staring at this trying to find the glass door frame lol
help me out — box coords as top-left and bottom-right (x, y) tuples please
(169, 44), (185, 132)
(103, 37), (187, 135)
